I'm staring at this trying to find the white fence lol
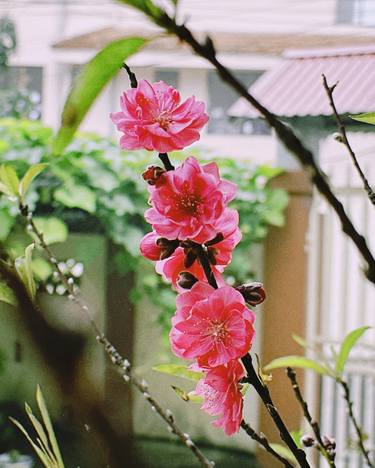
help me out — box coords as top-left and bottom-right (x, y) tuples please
(304, 144), (375, 468)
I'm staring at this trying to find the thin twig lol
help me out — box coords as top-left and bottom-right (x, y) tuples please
(241, 420), (294, 467)
(139, 9), (375, 285)
(18, 202), (214, 468)
(241, 354), (310, 468)
(286, 368), (336, 467)
(339, 379), (374, 468)
(322, 75), (375, 207)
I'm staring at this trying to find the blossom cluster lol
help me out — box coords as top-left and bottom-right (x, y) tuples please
(111, 79), (263, 435)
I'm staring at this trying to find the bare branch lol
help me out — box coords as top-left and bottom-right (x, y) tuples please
(286, 368), (336, 467)
(241, 420), (294, 467)
(14, 202), (214, 468)
(322, 74), (375, 207)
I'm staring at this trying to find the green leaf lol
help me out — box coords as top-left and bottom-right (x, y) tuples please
(19, 163), (48, 198)
(32, 217), (68, 245)
(264, 356), (330, 376)
(186, 391), (203, 403)
(292, 334), (307, 348)
(32, 258), (53, 282)
(15, 243), (36, 299)
(269, 444), (296, 464)
(0, 281), (17, 306)
(335, 326), (371, 375)
(54, 184), (96, 213)
(171, 385), (190, 402)
(153, 364), (203, 382)
(36, 386), (65, 468)
(350, 112), (375, 125)
(53, 37), (147, 154)
(0, 164), (19, 197)
(0, 208), (14, 241)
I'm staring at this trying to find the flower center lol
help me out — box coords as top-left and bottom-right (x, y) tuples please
(175, 183), (203, 215)
(205, 320), (228, 343)
(155, 110), (172, 130)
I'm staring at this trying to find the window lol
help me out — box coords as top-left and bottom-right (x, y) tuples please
(337, 0), (375, 26)
(0, 66), (43, 119)
(154, 69), (179, 89)
(207, 70), (269, 135)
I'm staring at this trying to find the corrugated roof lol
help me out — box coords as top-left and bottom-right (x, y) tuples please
(229, 45), (375, 118)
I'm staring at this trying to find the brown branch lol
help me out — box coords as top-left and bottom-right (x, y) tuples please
(143, 9), (375, 285)
(286, 368), (336, 467)
(322, 75), (375, 207)
(156, 153), (309, 466)
(339, 379), (374, 468)
(240, 420), (294, 467)
(16, 203), (214, 468)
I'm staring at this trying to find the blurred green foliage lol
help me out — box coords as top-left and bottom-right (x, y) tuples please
(0, 118), (288, 336)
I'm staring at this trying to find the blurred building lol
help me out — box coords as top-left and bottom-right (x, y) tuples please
(1, 2), (375, 466)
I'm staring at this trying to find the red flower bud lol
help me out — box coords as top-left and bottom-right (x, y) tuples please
(236, 282), (266, 306)
(142, 165), (166, 186)
(177, 271), (198, 289)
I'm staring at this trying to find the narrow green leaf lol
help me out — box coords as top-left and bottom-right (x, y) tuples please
(335, 326), (371, 375)
(350, 112), (375, 125)
(0, 164), (19, 197)
(152, 364), (203, 382)
(10, 417), (54, 468)
(36, 385), (65, 468)
(19, 163), (48, 198)
(15, 244), (36, 299)
(269, 443), (296, 464)
(292, 334), (307, 348)
(25, 403), (57, 464)
(0, 280), (17, 306)
(53, 37), (147, 154)
(186, 391), (203, 403)
(171, 385), (190, 401)
(264, 355), (330, 376)
(32, 258), (53, 282)
(32, 217), (68, 245)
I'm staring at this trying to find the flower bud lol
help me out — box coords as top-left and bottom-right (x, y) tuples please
(156, 238), (179, 260)
(140, 232), (162, 261)
(300, 435), (315, 448)
(322, 435), (336, 450)
(236, 282), (266, 306)
(177, 271), (198, 289)
(142, 165), (165, 186)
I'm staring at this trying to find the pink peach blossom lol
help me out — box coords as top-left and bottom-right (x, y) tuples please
(155, 209), (240, 290)
(145, 157), (237, 244)
(196, 360), (245, 435)
(170, 282), (255, 367)
(110, 80), (209, 153)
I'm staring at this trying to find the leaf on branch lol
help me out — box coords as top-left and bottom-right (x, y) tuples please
(54, 184), (96, 213)
(350, 112), (375, 126)
(171, 385), (190, 402)
(31, 217), (68, 245)
(0, 164), (19, 198)
(19, 163), (48, 198)
(53, 37), (147, 154)
(15, 244), (36, 299)
(292, 334), (307, 348)
(0, 280), (17, 306)
(335, 326), (371, 375)
(153, 363), (203, 382)
(264, 355), (330, 376)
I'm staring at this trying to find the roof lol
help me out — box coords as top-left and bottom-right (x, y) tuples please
(53, 27), (375, 56)
(229, 45), (375, 118)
